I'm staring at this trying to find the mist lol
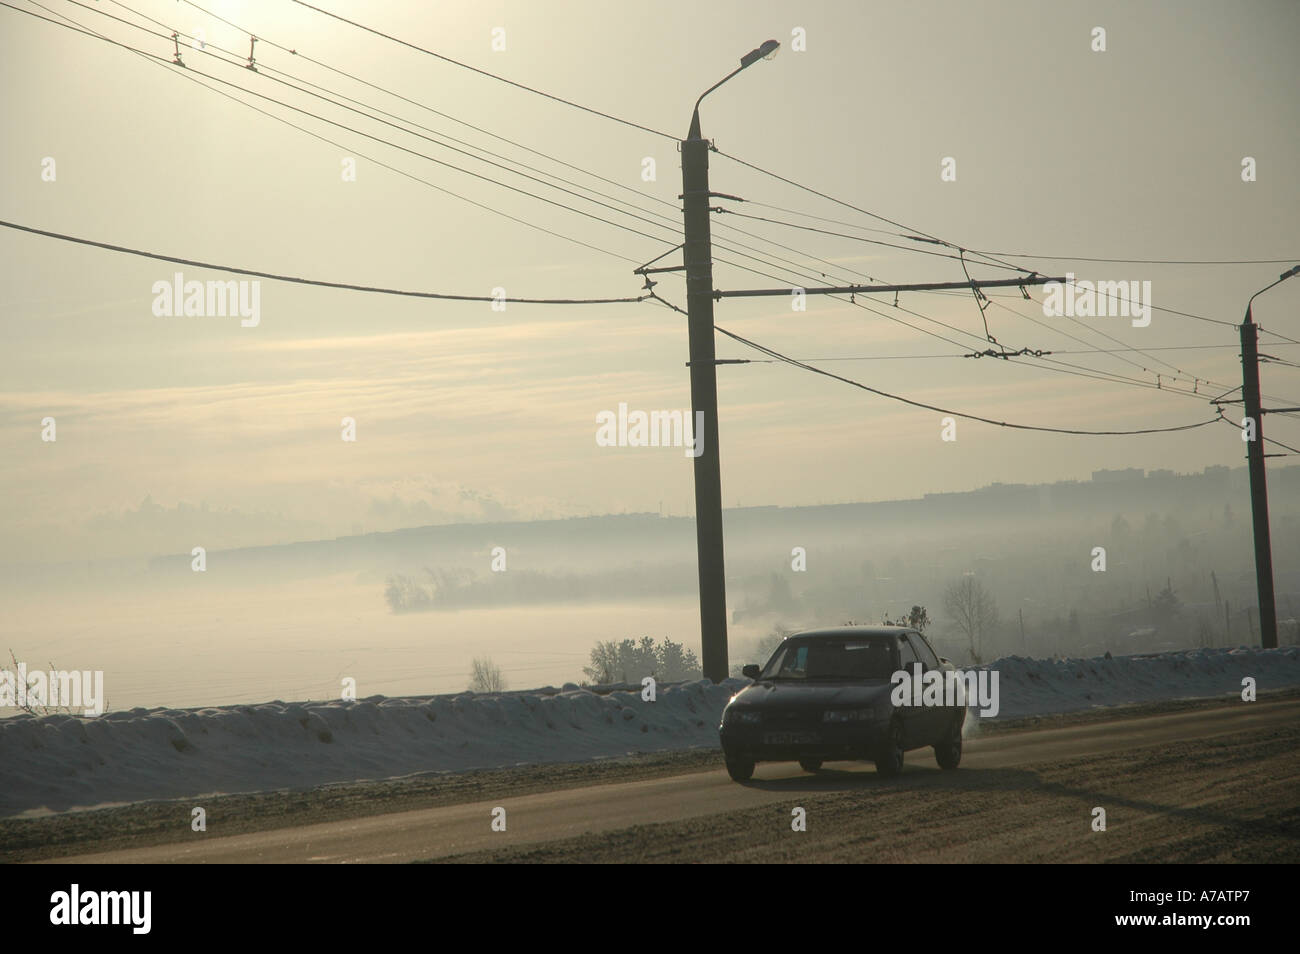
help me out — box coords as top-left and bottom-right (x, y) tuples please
(4, 462), (1296, 714)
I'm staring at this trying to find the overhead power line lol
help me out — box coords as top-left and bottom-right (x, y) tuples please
(734, 343), (1300, 364)
(176, 0), (1292, 357)
(962, 250), (1300, 266)
(736, 202), (1299, 267)
(34, 0), (990, 321)
(712, 147), (952, 248)
(0, 220), (647, 304)
(152, 0), (1299, 355)
(284, 0), (677, 141)
(951, 248), (1244, 330)
(666, 204), (1233, 404)
(1257, 328), (1300, 346)
(48, 0), (1252, 391)
(5, 0), (654, 266)
(96, 1), (982, 303)
(717, 208), (1030, 273)
(741, 201), (912, 240)
(713, 148), (1278, 333)
(983, 294), (1235, 398)
(711, 321), (1225, 436)
(676, 251), (1216, 403)
(647, 292), (1222, 436)
(65, 0), (682, 241)
(680, 196), (1230, 398)
(22, 2), (1283, 410)
(171, 0), (1300, 326)
(143, 1), (863, 291)
(43, 0), (945, 297)
(1217, 417), (1300, 456)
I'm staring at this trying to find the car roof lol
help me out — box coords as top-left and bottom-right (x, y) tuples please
(783, 626), (912, 640)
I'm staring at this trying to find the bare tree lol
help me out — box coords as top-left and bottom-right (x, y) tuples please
(6, 649), (81, 716)
(943, 577), (998, 664)
(582, 641), (621, 684)
(468, 657), (507, 693)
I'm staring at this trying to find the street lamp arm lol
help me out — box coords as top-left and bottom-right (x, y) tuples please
(1247, 282), (1280, 319)
(1246, 264), (1300, 320)
(689, 66), (743, 139)
(692, 66), (744, 118)
(687, 40), (780, 139)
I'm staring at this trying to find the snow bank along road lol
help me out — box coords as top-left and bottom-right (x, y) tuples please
(40, 695), (1300, 864)
(5, 646), (1296, 817)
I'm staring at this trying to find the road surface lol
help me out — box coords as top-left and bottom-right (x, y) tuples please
(40, 696), (1300, 863)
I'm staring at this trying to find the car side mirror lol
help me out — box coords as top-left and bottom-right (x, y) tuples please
(742, 664), (761, 679)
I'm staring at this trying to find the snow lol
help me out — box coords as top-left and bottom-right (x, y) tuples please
(2, 646), (1297, 817)
(978, 646), (1300, 719)
(0, 681), (738, 816)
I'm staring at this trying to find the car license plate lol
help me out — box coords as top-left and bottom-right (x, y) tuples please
(764, 731), (818, 745)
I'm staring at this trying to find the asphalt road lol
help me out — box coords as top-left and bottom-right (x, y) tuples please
(43, 696), (1299, 864)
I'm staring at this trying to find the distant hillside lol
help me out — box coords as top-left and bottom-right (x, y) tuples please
(134, 463), (1297, 582)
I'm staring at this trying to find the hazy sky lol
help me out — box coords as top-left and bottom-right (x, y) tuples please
(3, 0), (1299, 563)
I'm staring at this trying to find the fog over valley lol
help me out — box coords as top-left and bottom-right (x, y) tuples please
(4, 463), (1295, 711)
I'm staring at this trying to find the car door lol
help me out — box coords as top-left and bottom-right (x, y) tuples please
(920, 632), (962, 737)
(900, 632), (946, 743)
(894, 636), (929, 748)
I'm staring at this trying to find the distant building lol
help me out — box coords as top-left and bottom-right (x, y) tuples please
(1091, 468), (1144, 483)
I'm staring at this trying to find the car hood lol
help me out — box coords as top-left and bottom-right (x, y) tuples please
(729, 680), (893, 708)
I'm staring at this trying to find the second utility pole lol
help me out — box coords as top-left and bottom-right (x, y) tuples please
(1237, 265), (1299, 650)
(682, 111), (729, 684)
(1240, 310), (1278, 649)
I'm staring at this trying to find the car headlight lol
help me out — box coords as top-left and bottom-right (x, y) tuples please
(822, 708), (874, 723)
(724, 708), (762, 725)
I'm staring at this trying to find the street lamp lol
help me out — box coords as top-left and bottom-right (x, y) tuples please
(681, 40), (779, 683)
(1247, 265), (1300, 316)
(688, 39), (780, 138)
(1240, 263), (1299, 649)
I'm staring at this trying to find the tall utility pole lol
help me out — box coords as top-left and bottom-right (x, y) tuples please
(681, 40), (779, 683)
(676, 44), (1065, 682)
(682, 121), (728, 682)
(1239, 313), (1277, 648)
(1239, 265), (1298, 650)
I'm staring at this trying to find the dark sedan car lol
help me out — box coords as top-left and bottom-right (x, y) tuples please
(719, 626), (965, 781)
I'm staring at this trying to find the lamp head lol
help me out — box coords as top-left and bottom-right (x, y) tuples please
(740, 39), (780, 69)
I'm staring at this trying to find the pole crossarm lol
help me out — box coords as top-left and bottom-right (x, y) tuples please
(714, 276), (1064, 300)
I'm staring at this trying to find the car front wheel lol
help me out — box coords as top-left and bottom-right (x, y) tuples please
(798, 758), (823, 773)
(934, 716), (963, 770)
(874, 719), (904, 777)
(725, 756), (755, 782)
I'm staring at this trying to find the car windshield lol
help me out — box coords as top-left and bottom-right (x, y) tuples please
(759, 637), (897, 681)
